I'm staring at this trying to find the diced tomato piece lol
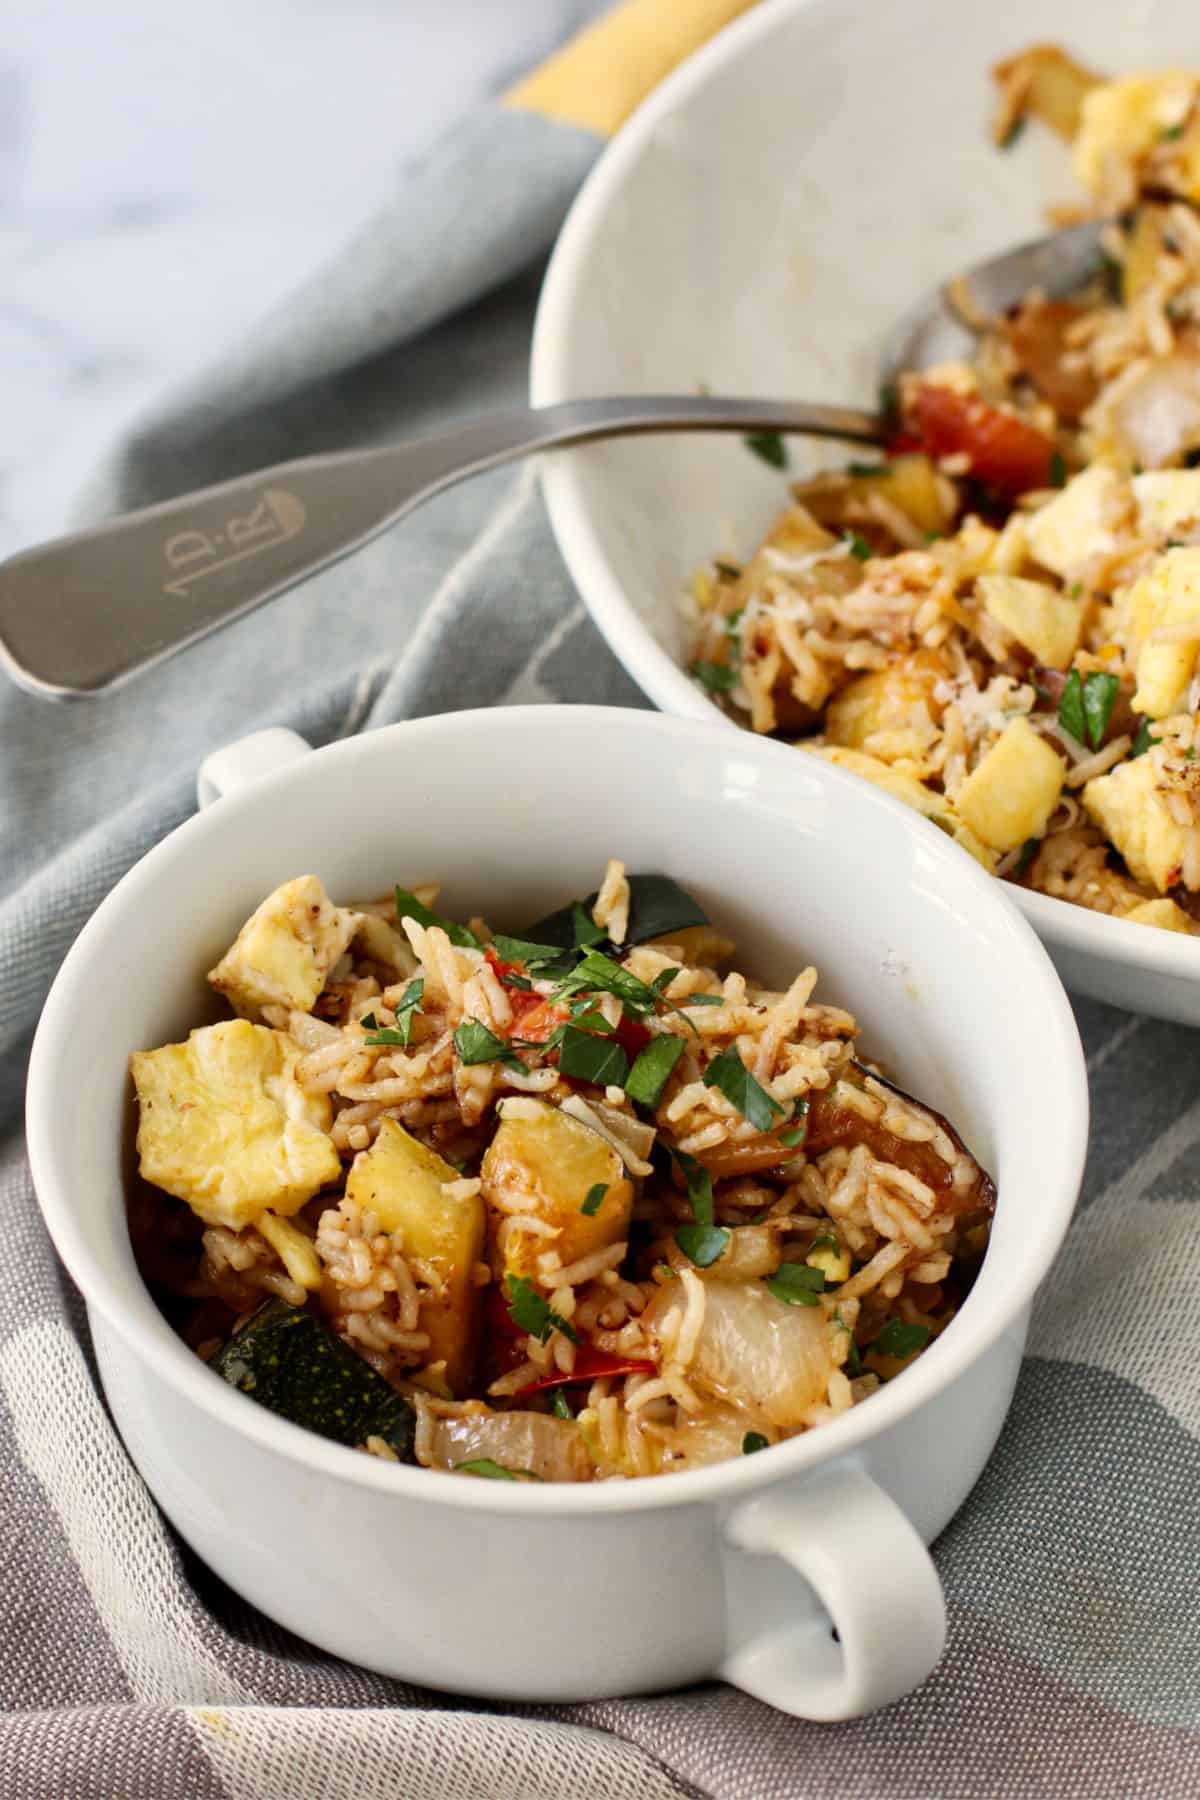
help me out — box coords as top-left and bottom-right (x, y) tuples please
(509, 993), (567, 1041)
(906, 382), (1054, 495)
(613, 1015), (652, 1061)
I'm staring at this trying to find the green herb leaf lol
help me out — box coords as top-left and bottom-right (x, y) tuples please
(1069, 581), (1083, 598)
(523, 875), (708, 952)
(505, 1274), (578, 1345)
(714, 559), (742, 581)
(359, 1011), (379, 1030)
(650, 967), (682, 994)
(848, 461), (888, 477)
(1000, 116), (1026, 149)
(671, 1147), (714, 1227)
(394, 887), (479, 950)
(625, 1034), (685, 1108)
(844, 531), (873, 562)
(1057, 667), (1086, 745)
(674, 1223), (731, 1267)
(491, 934), (568, 966)
(572, 902), (606, 949)
(501, 973), (534, 992)
(767, 1263), (825, 1306)
(682, 992), (725, 1006)
(1048, 449), (1068, 488)
(1013, 837), (1041, 878)
(565, 1004), (613, 1033)
(809, 1228), (840, 1257)
(1082, 670), (1120, 750)
(871, 1319), (932, 1358)
(702, 1046), (784, 1131)
(454, 1018), (523, 1069)
(834, 1310), (863, 1377)
(1162, 121), (1186, 141)
(745, 430), (788, 469)
(580, 1183), (608, 1218)
(550, 1388), (573, 1420)
(777, 1095), (810, 1148)
(690, 660), (738, 694)
(1130, 716), (1160, 759)
(742, 1431), (770, 1455)
(363, 976), (424, 1049)
(454, 1458), (542, 1482)
(558, 1025), (630, 1088)
(724, 606), (745, 636)
(879, 380), (900, 421)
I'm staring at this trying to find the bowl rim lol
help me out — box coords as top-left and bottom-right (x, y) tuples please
(528, 0), (1200, 988)
(27, 705), (1088, 1515)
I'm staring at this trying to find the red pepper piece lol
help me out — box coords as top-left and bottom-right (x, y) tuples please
(907, 382), (1054, 496)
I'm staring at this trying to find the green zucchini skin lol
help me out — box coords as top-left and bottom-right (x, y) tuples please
(209, 1298), (416, 1462)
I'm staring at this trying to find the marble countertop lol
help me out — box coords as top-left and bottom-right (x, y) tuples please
(1, 0), (600, 553)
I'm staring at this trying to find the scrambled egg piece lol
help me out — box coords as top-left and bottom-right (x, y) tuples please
(954, 718), (1065, 854)
(131, 1019), (339, 1230)
(208, 875), (360, 1018)
(1026, 467), (1131, 580)
(1084, 754), (1187, 892)
(1133, 471), (1200, 539)
(1074, 72), (1200, 204)
(822, 654), (944, 769)
(978, 573), (1084, 668)
(812, 745), (996, 868)
(1120, 896), (1196, 934)
(1118, 547), (1200, 719)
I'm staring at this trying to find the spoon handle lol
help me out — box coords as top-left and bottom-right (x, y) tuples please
(0, 395), (881, 699)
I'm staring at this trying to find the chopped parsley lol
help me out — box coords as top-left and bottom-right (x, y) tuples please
(672, 1147), (714, 1226)
(557, 1025), (629, 1088)
(833, 1310), (863, 1377)
(724, 606), (745, 640)
(745, 430), (788, 469)
(1058, 667), (1119, 750)
(394, 886), (479, 950)
(766, 1263), (825, 1306)
(580, 1183), (608, 1217)
(848, 461), (888, 477)
(871, 1319), (932, 1359)
(625, 1034), (685, 1108)
(777, 1095), (810, 1148)
(742, 1431), (770, 1455)
(1069, 581), (1083, 599)
(363, 976), (424, 1048)
(809, 1228), (841, 1258)
(550, 1388), (574, 1420)
(702, 1045), (785, 1132)
(491, 934), (566, 966)
(505, 1274), (578, 1345)
(1000, 116), (1026, 150)
(1048, 450), (1068, 488)
(454, 1459), (542, 1482)
(714, 559), (742, 581)
(844, 531), (873, 562)
(650, 968), (682, 994)
(674, 1223), (731, 1267)
(572, 902), (606, 949)
(1130, 716), (1160, 759)
(454, 1018), (523, 1069)
(682, 992), (725, 1007)
(1162, 121), (1186, 141)
(690, 659), (738, 695)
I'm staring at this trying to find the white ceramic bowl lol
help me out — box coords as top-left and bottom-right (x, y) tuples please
(531, 0), (1200, 1026)
(27, 707), (1086, 1719)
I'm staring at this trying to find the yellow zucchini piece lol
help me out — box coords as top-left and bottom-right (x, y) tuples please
(480, 1099), (633, 1283)
(978, 573), (1084, 668)
(1084, 754), (1188, 892)
(811, 745), (997, 870)
(1120, 897), (1197, 934)
(208, 875), (360, 1018)
(1122, 547), (1200, 719)
(345, 1119), (485, 1393)
(955, 719), (1065, 854)
(131, 1020), (338, 1231)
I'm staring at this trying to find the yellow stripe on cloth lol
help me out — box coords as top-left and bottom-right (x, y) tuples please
(504, 0), (760, 139)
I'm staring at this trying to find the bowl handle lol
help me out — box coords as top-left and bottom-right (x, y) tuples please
(197, 728), (314, 808)
(720, 1462), (945, 1719)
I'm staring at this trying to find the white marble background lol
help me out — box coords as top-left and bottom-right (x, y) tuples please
(1, 0), (603, 553)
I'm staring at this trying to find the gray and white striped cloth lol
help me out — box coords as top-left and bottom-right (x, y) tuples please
(4, 58), (1200, 1800)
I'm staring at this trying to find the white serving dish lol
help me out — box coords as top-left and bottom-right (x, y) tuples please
(27, 707), (1086, 1719)
(531, 0), (1200, 1025)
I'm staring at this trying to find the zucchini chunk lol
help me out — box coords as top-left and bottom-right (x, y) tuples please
(344, 1119), (485, 1394)
(480, 1099), (633, 1283)
(210, 1298), (416, 1460)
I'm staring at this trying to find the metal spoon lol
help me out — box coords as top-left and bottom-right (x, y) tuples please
(0, 221), (1102, 700)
